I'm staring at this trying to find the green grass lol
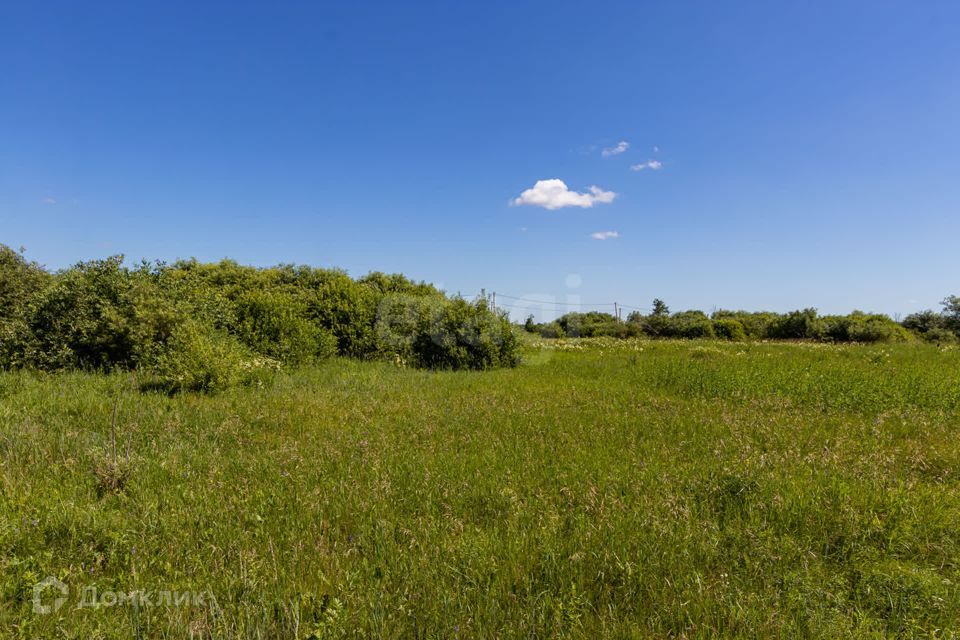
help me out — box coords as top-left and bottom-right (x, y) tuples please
(2, 339), (960, 638)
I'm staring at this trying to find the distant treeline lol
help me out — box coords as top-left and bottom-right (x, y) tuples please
(525, 298), (960, 344)
(0, 246), (519, 391)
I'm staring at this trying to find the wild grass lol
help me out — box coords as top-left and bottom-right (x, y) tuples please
(2, 340), (959, 638)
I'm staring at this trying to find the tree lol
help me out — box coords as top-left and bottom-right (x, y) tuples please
(943, 296), (960, 334)
(651, 299), (669, 317)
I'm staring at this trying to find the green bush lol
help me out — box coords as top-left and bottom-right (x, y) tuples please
(310, 271), (378, 358)
(375, 295), (520, 369)
(942, 295), (960, 335)
(537, 322), (566, 339)
(768, 309), (823, 340)
(821, 312), (911, 343)
(711, 311), (778, 339)
(556, 312), (620, 338)
(20, 257), (141, 370)
(0, 247), (51, 368)
(848, 318), (910, 343)
(150, 321), (279, 394)
(667, 311), (715, 339)
(902, 310), (944, 335)
(919, 327), (957, 345)
(234, 289), (337, 364)
(713, 318), (747, 341)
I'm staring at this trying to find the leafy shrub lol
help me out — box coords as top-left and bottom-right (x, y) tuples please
(943, 295), (960, 335)
(524, 315), (538, 333)
(713, 318), (747, 341)
(902, 310), (945, 335)
(711, 311), (778, 339)
(919, 327), (957, 345)
(0, 249), (50, 367)
(375, 295), (520, 370)
(848, 318), (910, 343)
(556, 312), (620, 338)
(821, 312), (911, 343)
(20, 257), (143, 370)
(537, 322), (566, 339)
(768, 309), (823, 340)
(310, 271), (378, 358)
(667, 311), (715, 339)
(234, 289), (337, 364)
(150, 321), (279, 394)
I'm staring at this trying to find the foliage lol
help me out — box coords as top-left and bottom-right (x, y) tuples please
(664, 310), (715, 339)
(148, 321), (279, 393)
(0, 246), (521, 388)
(538, 304), (928, 344)
(712, 317), (747, 341)
(375, 295), (520, 370)
(0, 246), (51, 368)
(234, 289), (337, 364)
(767, 308), (823, 340)
(821, 312), (911, 343)
(942, 296), (960, 335)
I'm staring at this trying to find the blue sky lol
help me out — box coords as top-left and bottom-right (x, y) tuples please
(2, 1), (958, 320)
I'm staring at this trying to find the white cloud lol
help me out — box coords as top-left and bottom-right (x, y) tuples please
(602, 141), (630, 157)
(590, 231), (619, 240)
(512, 179), (616, 210)
(630, 160), (662, 171)
(41, 196), (57, 204)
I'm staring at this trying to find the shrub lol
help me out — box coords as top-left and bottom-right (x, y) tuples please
(234, 289), (337, 364)
(903, 310), (945, 335)
(21, 257), (142, 370)
(712, 311), (777, 339)
(524, 315), (538, 333)
(919, 327), (957, 345)
(555, 312), (620, 338)
(537, 322), (566, 339)
(941, 296), (960, 336)
(821, 312), (911, 343)
(667, 311), (716, 339)
(768, 309), (823, 340)
(310, 272), (378, 358)
(848, 318), (910, 343)
(150, 321), (279, 394)
(640, 313), (672, 337)
(375, 295), (520, 370)
(0, 245), (50, 319)
(0, 247), (50, 368)
(713, 318), (747, 341)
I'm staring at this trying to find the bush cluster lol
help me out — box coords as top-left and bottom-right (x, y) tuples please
(526, 299), (957, 344)
(0, 247), (520, 391)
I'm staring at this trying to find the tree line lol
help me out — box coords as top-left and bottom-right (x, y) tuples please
(525, 298), (960, 344)
(0, 246), (519, 392)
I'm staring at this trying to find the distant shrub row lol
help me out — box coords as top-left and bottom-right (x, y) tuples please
(526, 298), (960, 344)
(0, 246), (519, 392)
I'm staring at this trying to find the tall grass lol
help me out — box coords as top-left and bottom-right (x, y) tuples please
(2, 340), (959, 637)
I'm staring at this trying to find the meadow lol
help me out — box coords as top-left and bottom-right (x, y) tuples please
(3, 338), (960, 638)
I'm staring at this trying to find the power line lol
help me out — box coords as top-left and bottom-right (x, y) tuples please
(495, 293), (617, 307)
(488, 291), (653, 316)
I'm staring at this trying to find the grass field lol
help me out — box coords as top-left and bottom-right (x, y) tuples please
(3, 339), (960, 638)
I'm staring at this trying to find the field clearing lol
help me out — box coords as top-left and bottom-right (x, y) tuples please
(2, 339), (960, 638)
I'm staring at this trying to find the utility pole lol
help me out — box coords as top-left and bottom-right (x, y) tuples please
(614, 301), (619, 322)
(492, 292), (496, 311)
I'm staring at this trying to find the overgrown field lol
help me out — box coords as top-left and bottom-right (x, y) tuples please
(3, 340), (960, 638)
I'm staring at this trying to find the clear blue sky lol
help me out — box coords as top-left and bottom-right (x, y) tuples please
(2, 1), (958, 319)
